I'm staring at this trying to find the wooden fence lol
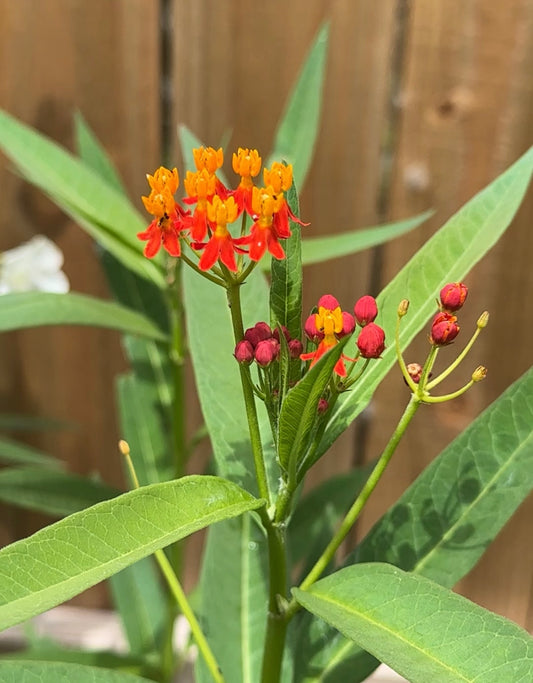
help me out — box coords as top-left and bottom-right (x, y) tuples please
(0, 0), (531, 627)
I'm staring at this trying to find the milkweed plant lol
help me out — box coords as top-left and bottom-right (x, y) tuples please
(0, 26), (532, 683)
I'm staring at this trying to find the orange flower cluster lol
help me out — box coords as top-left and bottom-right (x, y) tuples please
(138, 147), (306, 272)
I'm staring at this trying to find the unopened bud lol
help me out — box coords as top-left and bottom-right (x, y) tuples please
(234, 339), (254, 364)
(254, 339), (279, 367)
(398, 299), (409, 317)
(288, 338), (303, 359)
(477, 311), (489, 329)
(338, 311), (355, 337)
(244, 321), (272, 348)
(406, 362), (424, 384)
(304, 314), (324, 343)
(354, 295), (378, 326)
(472, 366), (487, 382)
(118, 439), (130, 456)
(430, 311), (460, 345)
(357, 322), (386, 358)
(440, 282), (468, 312)
(317, 398), (329, 415)
(317, 294), (340, 311)
(273, 325), (290, 343)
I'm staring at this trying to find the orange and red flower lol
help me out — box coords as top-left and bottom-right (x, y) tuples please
(198, 195), (245, 272)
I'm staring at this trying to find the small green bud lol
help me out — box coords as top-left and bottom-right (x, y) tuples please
(398, 299), (410, 317)
(477, 311), (489, 329)
(472, 366), (488, 382)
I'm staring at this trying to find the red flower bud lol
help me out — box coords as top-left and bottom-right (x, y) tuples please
(254, 338), (279, 366)
(440, 282), (468, 312)
(273, 325), (290, 343)
(288, 338), (303, 359)
(304, 314), (324, 343)
(234, 340), (254, 364)
(406, 362), (424, 384)
(338, 311), (355, 337)
(354, 295), (378, 326)
(317, 294), (340, 311)
(317, 397), (329, 415)
(357, 322), (385, 358)
(244, 321), (272, 347)
(430, 311), (460, 345)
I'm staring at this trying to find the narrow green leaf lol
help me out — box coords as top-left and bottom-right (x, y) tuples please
(196, 515), (270, 683)
(116, 373), (173, 486)
(268, 23), (329, 189)
(0, 437), (63, 469)
(0, 661), (155, 683)
(74, 112), (127, 194)
(288, 465), (374, 575)
(294, 564), (533, 683)
(278, 337), (349, 474)
(321, 145), (533, 457)
(108, 558), (167, 657)
(0, 468), (118, 517)
(0, 109), (165, 288)
(0, 292), (167, 340)
(0, 475), (264, 630)
(270, 184), (303, 344)
(300, 212), (432, 266)
(0, 414), (72, 432)
(295, 365), (533, 682)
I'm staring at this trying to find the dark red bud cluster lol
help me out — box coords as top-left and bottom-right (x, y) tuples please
(357, 322), (386, 358)
(235, 321), (303, 367)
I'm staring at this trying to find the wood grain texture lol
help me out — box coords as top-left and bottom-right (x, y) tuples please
(0, 0), (160, 607)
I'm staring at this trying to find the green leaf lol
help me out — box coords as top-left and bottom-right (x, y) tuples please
(270, 184), (303, 344)
(0, 468), (119, 517)
(268, 23), (329, 189)
(0, 414), (72, 431)
(0, 109), (164, 288)
(0, 475), (264, 630)
(294, 564), (533, 683)
(288, 465), (374, 577)
(294, 365), (533, 682)
(0, 661), (155, 683)
(195, 515), (270, 683)
(278, 337), (349, 475)
(0, 437), (63, 469)
(300, 212), (432, 266)
(108, 558), (167, 657)
(74, 112), (127, 194)
(321, 145), (533, 458)
(0, 292), (167, 340)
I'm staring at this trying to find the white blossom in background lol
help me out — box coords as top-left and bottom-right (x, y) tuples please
(0, 235), (69, 295)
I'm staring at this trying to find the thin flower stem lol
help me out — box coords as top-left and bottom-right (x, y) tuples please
(226, 282), (272, 505)
(284, 393), (421, 620)
(154, 549), (225, 683)
(395, 314), (418, 392)
(122, 444), (225, 683)
(423, 379), (475, 403)
(179, 251), (226, 286)
(426, 326), (481, 390)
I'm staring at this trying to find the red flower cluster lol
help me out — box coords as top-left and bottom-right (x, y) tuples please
(301, 294), (385, 377)
(234, 322), (303, 368)
(138, 149), (306, 271)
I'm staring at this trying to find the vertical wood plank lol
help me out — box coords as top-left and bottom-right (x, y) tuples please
(0, 0), (160, 606)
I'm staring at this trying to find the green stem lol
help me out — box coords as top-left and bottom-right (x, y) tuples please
(426, 326), (481, 390)
(285, 393), (421, 619)
(226, 282), (272, 505)
(154, 549), (225, 683)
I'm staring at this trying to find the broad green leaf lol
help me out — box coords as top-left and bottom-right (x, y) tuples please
(288, 465), (374, 576)
(0, 437), (63, 469)
(0, 109), (164, 288)
(278, 337), (349, 475)
(300, 212), (432, 266)
(0, 661), (155, 683)
(0, 475), (264, 630)
(196, 515), (270, 683)
(270, 184), (303, 346)
(0, 468), (118, 517)
(74, 112), (127, 194)
(0, 292), (167, 340)
(294, 365), (533, 682)
(320, 145), (533, 458)
(108, 558), (167, 657)
(268, 23), (329, 189)
(294, 564), (533, 683)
